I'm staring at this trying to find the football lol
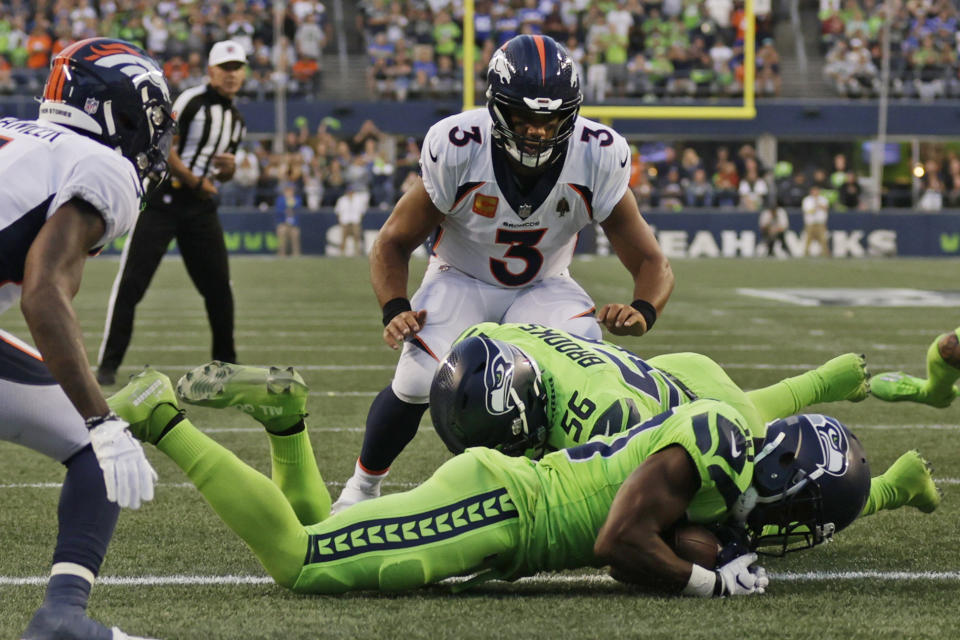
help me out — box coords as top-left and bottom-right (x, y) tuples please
(669, 524), (722, 569)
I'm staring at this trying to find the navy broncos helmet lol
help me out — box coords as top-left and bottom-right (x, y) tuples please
(741, 414), (871, 555)
(486, 34), (581, 169)
(38, 38), (175, 193)
(430, 336), (549, 457)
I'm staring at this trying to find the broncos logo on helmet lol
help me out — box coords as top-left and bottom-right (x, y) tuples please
(738, 414), (871, 556)
(486, 34), (581, 169)
(39, 37), (176, 194)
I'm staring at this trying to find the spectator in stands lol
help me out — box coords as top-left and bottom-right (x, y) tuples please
(632, 167), (655, 209)
(335, 183), (369, 257)
(802, 184), (831, 257)
(759, 202), (790, 257)
(25, 21), (51, 72)
(223, 144), (261, 208)
(735, 144), (765, 179)
(432, 9), (460, 62)
(756, 37), (781, 96)
(838, 171), (862, 210)
(322, 159), (346, 207)
(830, 153), (848, 190)
(738, 159), (768, 211)
(685, 168), (715, 207)
(679, 147), (703, 181)
(944, 155), (960, 208)
(303, 158), (324, 211)
(275, 182), (303, 257)
(0, 55), (13, 94)
(918, 167), (944, 212)
(659, 166), (685, 211)
(713, 160), (740, 207)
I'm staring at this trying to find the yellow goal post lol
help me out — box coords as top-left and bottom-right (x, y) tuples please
(461, 0), (756, 121)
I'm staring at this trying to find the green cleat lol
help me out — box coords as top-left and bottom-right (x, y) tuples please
(107, 366), (180, 444)
(885, 450), (942, 514)
(176, 361), (308, 433)
(871, 371), (957, 408)
(816, 353), (870, 403)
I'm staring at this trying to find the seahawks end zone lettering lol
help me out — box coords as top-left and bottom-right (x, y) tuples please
(650, 229), (897, 258)
(737, 288), (960, 307)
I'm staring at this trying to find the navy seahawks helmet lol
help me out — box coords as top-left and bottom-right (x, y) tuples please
(742, 414), (871, 555)
(38, 38), (175, 193)
(430, 336), (549, 457)
(486, 34), (581, 169)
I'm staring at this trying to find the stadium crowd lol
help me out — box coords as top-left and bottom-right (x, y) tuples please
(358, 0), (780, 101)
(0, 0), (330, 98)
(821, 0), (960, 99)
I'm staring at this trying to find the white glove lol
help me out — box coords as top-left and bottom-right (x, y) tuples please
(715, 552), (769, 596)
(87, 414), (158, 509)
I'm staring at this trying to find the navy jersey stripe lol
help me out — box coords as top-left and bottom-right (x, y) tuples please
(304, 488), (517, 565)
(0, 337), (56, 385)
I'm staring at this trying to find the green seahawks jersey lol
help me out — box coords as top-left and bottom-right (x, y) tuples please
(469, 398), (755, 578)
(457, 322), (695, 451)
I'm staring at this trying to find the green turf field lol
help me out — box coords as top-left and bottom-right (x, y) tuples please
(2, 256), (958, 639)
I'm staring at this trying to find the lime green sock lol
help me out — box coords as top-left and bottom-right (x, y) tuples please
(747, 371), (823, 423)
(268, 430), (330, 525)
(156, 418), (309, 587)
(860, 475), (899, 517)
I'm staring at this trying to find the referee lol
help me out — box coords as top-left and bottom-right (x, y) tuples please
(96, 40), (248, 385)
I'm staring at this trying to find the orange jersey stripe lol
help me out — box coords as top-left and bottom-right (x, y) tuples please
(0, 333), (43, 361)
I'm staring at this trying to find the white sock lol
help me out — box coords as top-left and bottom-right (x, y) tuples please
(351, 459), (388, 491)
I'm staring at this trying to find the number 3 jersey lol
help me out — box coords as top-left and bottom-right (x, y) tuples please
(420, 109), (630, 288)
(0, 117), (142, 314)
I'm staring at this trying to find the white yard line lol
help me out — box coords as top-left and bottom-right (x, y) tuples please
(3, 571), (960, 587)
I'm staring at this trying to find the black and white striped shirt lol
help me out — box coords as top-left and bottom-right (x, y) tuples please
(172, 84), (246, 181)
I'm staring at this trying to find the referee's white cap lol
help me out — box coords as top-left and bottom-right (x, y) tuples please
(208, 40), (247, 67)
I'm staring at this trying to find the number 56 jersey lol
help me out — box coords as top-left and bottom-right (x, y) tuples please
(420, 108), (631, 288)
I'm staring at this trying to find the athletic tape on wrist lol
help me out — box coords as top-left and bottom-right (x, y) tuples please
(681, 564), (717, 598)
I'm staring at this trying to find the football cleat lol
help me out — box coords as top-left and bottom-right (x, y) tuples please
(871, 371), (958, 408)
(107, 366), (180, 444)
(96, 366), (117, 387)
(330, 476), (382, 515)
(21, 604), (157, 640)
(816, 353), (870, 403)
(884, 450), (941, 514)
(176, 361), (307, 433)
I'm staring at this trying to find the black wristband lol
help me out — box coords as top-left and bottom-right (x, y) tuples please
(382, 297), (412, 326)
(630, 299), (657, 332)
(713, 570), (726, 597)
(85, 411), (119, 430)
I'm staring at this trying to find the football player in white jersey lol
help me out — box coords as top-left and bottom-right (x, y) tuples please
(333, 34), (674, 512)
(0, 39), (174, 640)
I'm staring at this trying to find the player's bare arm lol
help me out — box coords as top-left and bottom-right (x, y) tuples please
(20, 199), (110, 419)
(597, 190), (674, 336)
(371, 176), (444, 349)
(593, 444), (699, 590)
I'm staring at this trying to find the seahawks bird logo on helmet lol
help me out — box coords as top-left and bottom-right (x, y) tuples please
(38, 38), (176, 195)
(486, 34), (581, 169)
(738, 414), (871, 555)
(430, 336), (549, 457)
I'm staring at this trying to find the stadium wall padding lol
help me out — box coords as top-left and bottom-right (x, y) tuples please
(94, 210), (960, 258)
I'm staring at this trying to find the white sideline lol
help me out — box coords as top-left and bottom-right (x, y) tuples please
(2, 571), (960, 587)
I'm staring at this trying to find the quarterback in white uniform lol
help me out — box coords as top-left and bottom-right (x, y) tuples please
(0, 39), (174, 640)
(333, 34), (674, 512)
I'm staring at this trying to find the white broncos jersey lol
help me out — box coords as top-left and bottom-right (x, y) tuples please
(0, 117), (141, 314)
(421, 109), (630, 288)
